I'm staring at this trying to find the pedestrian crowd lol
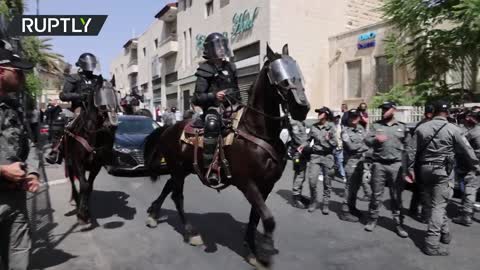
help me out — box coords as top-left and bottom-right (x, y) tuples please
(289, 100), (480, 256)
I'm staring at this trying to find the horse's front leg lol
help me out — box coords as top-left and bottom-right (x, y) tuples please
(240, 182), (276, 270)
(146, 178), (174, 228)
(76, 164), (100, 225)
(170, 174), (204, 246)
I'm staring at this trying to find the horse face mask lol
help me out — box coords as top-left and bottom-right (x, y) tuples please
(266, 45), (310, 121)
(94, 81), (119, 126)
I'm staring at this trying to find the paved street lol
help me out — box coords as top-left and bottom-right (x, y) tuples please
(28, 163), (480, 270)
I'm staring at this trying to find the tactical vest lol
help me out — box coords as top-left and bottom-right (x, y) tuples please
(0, 99), (29, 165)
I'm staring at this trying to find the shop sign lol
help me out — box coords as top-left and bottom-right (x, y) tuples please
(357, 31), (376, 49)
(231, 7), (259, 39)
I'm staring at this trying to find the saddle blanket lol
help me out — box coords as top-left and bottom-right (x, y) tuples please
(180, 108), (244, 148)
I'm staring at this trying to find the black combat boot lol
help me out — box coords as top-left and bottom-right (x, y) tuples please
(440, 232), (452, 244)
(423, 246), (449, 256)
(394, 217), (409, 238)
(364, 219), (377, 232)
(395, 224), (409, 238)
(322, 202), (329, 215)
(308, 189), (318, 213)
(452, 213), (473, 227)
(46, 139), (63, 165)
(203, 137), (219, 185)
(292, 195), (306, 209)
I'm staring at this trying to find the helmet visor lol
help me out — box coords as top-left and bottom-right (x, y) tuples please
(205, 38), (232, 59)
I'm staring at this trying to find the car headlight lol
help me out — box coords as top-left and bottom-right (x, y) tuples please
(114, 144), (132, 154)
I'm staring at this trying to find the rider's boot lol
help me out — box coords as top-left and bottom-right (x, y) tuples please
(204, 136), (219, 185)
(46, 136), (63, 165)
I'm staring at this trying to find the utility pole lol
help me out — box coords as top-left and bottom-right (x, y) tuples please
(36, 0), (39, 15)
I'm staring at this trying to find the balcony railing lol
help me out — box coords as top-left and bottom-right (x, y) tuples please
(160, 34), (178, 46)
(128, 59), (138, 67)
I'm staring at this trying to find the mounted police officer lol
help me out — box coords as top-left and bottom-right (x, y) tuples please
(407, 100), (480, 256)
(364, 101), (409, 238)
(46, 53), (103, 164)
(191, 33), (241, 184)
(0, 40), (40, 270)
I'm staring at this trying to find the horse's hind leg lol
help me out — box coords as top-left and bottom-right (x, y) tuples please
(170, 174), (203, 246)
(68, 166), (79, 206)
(240, 182), (276, 269)
(146, 178), (174, 228)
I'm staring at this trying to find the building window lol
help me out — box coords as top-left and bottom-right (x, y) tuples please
(179, 0), (186, 11)
(183, 90), (191, 111)
(346, 60), (362, 98)
(143, 47), (146, 57)
(154, 39), (158, 49)
(375, 56), (394, 93)
(183, 31), (187, 69)
(220, 0), (229, 8)
(206, 1), (214, 17)
(188, 28), (192, 65)
(166, 72), (178, 87)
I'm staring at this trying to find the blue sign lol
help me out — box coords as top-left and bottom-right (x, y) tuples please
(357, 41), (376, 49)
(357, 31), (376, 49)
(358, 31), (376, 42)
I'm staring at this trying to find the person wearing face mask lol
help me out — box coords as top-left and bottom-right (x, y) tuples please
(299, 107), (337, 214)
(0, 40), (40, 270)
(452, 107), (480, 227)
(364, 101), (409, 238)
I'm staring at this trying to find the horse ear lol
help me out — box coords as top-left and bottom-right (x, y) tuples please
(282, 44), (289, 56)
(266, 43), (275, 60)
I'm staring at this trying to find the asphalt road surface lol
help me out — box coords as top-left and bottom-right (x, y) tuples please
(29, 163), (480, 270)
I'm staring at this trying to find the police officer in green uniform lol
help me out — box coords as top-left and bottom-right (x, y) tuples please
(452, 107), (480, 227)
(0, 40), (40, 270)
(300, 107), (337, 214)
(364, 101), (409, 238)
(407, 100), (480, 256)
(408, 104), (434, 221)
(339, 109), (369, 222)
(290, 118), (309, 209)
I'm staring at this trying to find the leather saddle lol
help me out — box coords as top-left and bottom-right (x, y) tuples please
(181, 106), (244, 148)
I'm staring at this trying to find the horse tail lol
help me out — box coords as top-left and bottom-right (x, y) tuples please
(144, 125), (168, 182)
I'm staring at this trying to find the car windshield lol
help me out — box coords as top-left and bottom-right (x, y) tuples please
(117, 118), (158, 134)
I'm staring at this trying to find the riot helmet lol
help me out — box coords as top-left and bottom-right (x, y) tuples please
(203, 33), (232, 60)
(76, 53), (98, 73)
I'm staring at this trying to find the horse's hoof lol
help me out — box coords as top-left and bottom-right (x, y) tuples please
(246, 254), (258, 267)
(255, 261), (271, 270)
(146, 217), (158, 228)
(188, 235), (204, 246)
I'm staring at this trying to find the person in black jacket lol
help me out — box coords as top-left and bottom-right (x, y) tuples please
(191, 32), (241, 184)
(46, 53), (103, 164)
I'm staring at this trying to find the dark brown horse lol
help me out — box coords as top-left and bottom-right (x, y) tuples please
(64, 80), (118, 226)
(144, 44), (309, 269)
